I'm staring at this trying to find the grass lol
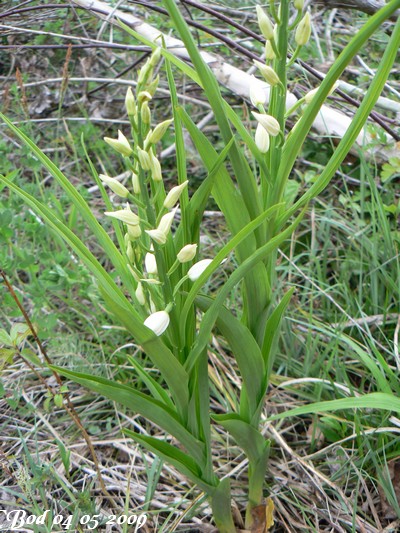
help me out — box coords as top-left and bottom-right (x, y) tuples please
(1, 0), (400, 531)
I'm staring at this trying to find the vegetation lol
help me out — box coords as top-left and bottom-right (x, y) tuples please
(1, 0), (399, 531)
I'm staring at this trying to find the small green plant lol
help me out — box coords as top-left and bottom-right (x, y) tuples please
(1, 0), (399, 530)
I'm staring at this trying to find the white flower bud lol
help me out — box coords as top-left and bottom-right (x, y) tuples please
(295, 12), (311, 46)
(149, 153), (162, 182)
(127, 223), (142, 240)
(105, 206), (139, 226)
(187, 258), (213, 282)
(249, 76), (266, 107)
(304, 81), (339, 104)
(137, 91), (152, 103)
(294, 0), (304, 10)
(177, 244), (197, 263)
(255, 123), (270, 153)
(145, 252), (157, 274)
(252, 112), (280, 137)
(131, 171), (140, 194)
(253, 61), (280, 86)
(146, 119), (173, 145)
(163, 180), (188, 209)
(126, 239), (135, 262)
(144, 310), (170, 336)
(157, 207), (177, 236)
(99, 174), (130, 198)
(147, 75), (159, 97)
(137, 147), (152, 171)
(265, 40), (276, 60)
(149, 46), (162, 67)
(125, 87), (136, 116)
(104, 130), (133, 157)
(135, 282), (146, 305)
(146, 229), (167, 245)
(141, 101), (151, 124)
(137, 61), (153, 85)
(256, 5), (274, 40)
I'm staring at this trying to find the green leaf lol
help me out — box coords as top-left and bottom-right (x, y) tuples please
(123, 429), (218, 494)
(268, 392), (400, 421)
(52, 367), (205, 465)
(213, 413), (268, 464)
(195, 295), (265, 417)
(211, 478), (236, 533)
(10, 323), (32, 345)
(0, 329), (12, 346)
(262, 288), (294, 379)
(185, 208), (306, 372)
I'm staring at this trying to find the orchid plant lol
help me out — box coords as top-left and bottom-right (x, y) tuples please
(1, 0), (399, 530)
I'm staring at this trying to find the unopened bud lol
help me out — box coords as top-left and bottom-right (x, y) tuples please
(265, 40), (276, 60)
(144, 310), (170, 336)
(105, 205), (139, 226)
(135, 282), (146, 305)
(146, 119), (173, 145)
(252, 112), (280, 137)
(147, 75), (159, 97)
(294, 0), (304, 10)
(137, 61), (153, 85)
(104, 130), (133, 157)
(145, 252), (157, 274)
(127, 223), (142, 240)
(126, 239), (135, 262)
(256, 5), (274, 40)
(125, 87), (136, 116)
(138, 91), (152, 103)
(99, 174), (129, 198)
(163, 180), (188, 209)
(131, 171), (140, 194)
(157, 207), (176, 236)
(295, 12), (311, 46)
(304, 81), (339, 104)
(253, 61), (280, 86)
(149, 153), (162, 182)
(255, 123), (270, 153)
(146, 229), (167, 245)
(177, 244), (197, 263)
(187, 258), (213, 282)
(249, 76), (266, 107)
(149, 46), (162, 67)
(137, 147), (152, 171)
(141, 101), (151, 124)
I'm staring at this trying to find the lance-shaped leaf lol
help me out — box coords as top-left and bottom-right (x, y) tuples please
(52, 367), (205, 465)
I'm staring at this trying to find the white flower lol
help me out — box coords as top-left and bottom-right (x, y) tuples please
(146, 119), (173, 145)
(256, 5), (274, 40)
(131, 171), (140, 194)
(163, 181), (188, 209)
(253, 61), (280, 86)
(149, 153), (162, 182)
(137, 147), (152, 170)
(255, 123), (270, 153)
(157, 207), (177, 236)
(146, 229), (167, 245)
(105, 205), (139, 226)
(177, 244), (197, 263)
(104, 130), (133, 157)
(135, 282), (146, 305)
(295, 12), (311, 46)
(249, 76), (266, 107)
(125, 87), (136, 116)
(145, 252), (157, 274)
(188, 259), (213, 282)
(144, 310), (170, 336)
(99, 174), (129, 198)
(252, 112), (280, 137)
